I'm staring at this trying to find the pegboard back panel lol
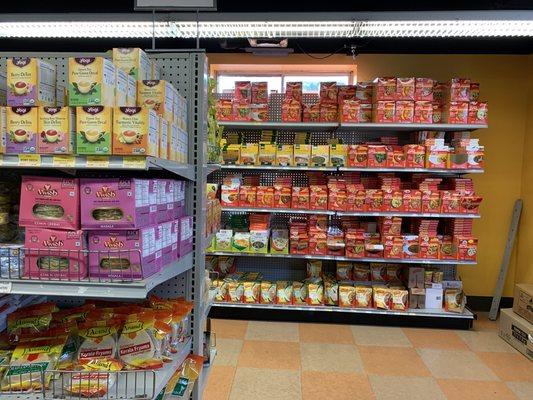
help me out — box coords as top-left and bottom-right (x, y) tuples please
(211, 168), (339, 187)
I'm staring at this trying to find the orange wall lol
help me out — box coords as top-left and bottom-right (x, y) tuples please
(208, 53), (531, 296)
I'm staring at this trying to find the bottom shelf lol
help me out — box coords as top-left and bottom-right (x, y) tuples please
(210, 303), (474, 329)
(195, 347), (217, 400)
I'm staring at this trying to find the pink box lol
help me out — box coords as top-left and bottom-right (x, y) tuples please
(148, 180), (159, 225)
(20, 176), (80, 230)
(80, 178), (150, 229)
(156, 179), (169, 224)
(160, 222), (173, 266)
(171, 220), (179, 260)
(165, 180), (175, 222)
(175, 181), (186, 218)
(178, 216), (193, 257)
(87, 228), (158, 280)
(24, 227), (87, 280)
(155, 223), (163, 270)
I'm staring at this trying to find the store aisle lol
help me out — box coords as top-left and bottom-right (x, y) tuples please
(203, 314), (533, 400)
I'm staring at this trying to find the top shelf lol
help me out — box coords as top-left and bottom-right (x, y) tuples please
(219, 121), (488, 132)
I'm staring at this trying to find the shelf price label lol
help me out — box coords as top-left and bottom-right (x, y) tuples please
(18, 154), (41, 167)
(122, 156), (147, 169)
(0, 282), (12, 294)
(86, 156), (110, 168)
(52, 155), (76, 168)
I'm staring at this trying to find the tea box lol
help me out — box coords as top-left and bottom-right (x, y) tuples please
(137, 80), (174, 122)
(112, 106), (159, 156)
(114, 67), (128, 107)
(294, 144), (311, 166)
(311, 145), (330, 167)
(151, 60), (161, 80)
(76, 106), (112, 155)
(258, 143), (276, 165)
(240, 143), (259, 165)
(6, 106), (38, 154)
(68, 57), (116, 106)
(159, 117), (169, 159)
(37, 106), (76, 154)
(112, 48), (151, 81)
(126, 74), (137, 106)
(330, 143), (347, 167)
(275, 144), (293, 166)
(7, 57), (56, 107)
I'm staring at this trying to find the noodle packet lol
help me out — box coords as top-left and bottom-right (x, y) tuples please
(52, 304), (96, 325)
(7, 303), (56, 338)
(77, 319), (122, 364)
(64, 357), (123, 398)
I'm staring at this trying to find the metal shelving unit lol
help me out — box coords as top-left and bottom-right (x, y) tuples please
(219, 121), (338, 131)
(220, 164), (337, 172)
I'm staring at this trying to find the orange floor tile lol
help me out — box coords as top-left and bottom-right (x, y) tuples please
(203, 314), (533, 400)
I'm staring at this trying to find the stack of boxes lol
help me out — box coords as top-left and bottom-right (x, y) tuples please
(500, 284), (533, 361)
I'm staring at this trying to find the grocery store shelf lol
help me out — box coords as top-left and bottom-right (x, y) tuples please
(204, 163), (221, 177)
(202, 288), (218, 323)
(219, 121), (338, 131)
(197, 347), (217, 399)
(222, 207), (479, 219)
(220, 164), (337, 171)
(0, 253), (193, 299)
(222, 206), (335, 215)
(206, 251), (476, 265)
(150, 338), (192, 400)
(0, 154), (196, 180)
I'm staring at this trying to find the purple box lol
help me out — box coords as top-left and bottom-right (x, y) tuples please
(165, 180), (175, 222)
(5, 106), (38, 154)
(87, 227), (158, 280)
(155, 222), (163, 270)
(156, 179), (168, 224)
(178, 216), (193, 257)
(80, 178), (149, 229)
(171, 220), (179, 261)
(175, 181), (186, 218)
(148, 180), (158, 225)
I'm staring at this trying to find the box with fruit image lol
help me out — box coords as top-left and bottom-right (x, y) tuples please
(112, 107), (159, 156)
(37, 106), (76, 154)
(6, 106), (37, 154)
(68, 57), (116, 106)
(76, 106), (112, 155)
(7, 57), (56, 107)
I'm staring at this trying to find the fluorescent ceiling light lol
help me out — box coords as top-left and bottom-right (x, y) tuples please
(0, 20), (532, 38)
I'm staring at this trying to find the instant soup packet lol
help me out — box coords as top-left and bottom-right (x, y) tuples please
(1, 337), (66, 391)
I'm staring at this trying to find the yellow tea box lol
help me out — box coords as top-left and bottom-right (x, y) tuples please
(68, 57), (116, 106)
(112, 48), (150, 81)
(329, 143), (347, 167)
(37, 106), (75, 154)
(276, 144), (293, 166)
(6, 106), (38, 154)
(0, 67), (7, 106)
(137, 80), (174, 121)
(112, 106), (158, 156)
(126, 74), (137, 106)
(55, 84), (67, 107)
(7, 57), (56, 107)
(179, 127), (188, 163)
(294, 144), (311, 166)
(151, 60), (161, 80)
(172, 86), (180, 125)
(114, 68), (128, 107)
(169, 122), (178, 161)
(159, 116), (169, 159)
(76, 106), (112, 155)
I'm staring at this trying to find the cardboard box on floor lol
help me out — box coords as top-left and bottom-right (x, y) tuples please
(513, 283), (533, 325)
(499, 308), (533, 361)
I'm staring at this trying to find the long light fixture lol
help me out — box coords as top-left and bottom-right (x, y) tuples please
(0, 16), (532, 39)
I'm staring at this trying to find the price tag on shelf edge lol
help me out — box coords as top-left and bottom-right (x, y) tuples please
(122, 156), (147, 169)
(52, 155), (76, 168)
(86, 156), (110, 168)
(0, 282), (13, 294)
(18, 154), (41, 167)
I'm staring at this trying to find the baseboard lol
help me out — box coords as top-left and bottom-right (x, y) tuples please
(468, 296), (513, 311)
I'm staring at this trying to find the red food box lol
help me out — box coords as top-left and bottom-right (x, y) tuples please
(281, 99), (302, 122)
(384, 235), (403, 259)
(256, 186), (275, 208)
(394, 101), (414, 123)
(443, 101), (469, 124)
(285, 82), (302, 102)
(250, 103), (269, 122)
(328, 182), (347, 211)
(319, 103), (338, 122)
(419, 235), (441, 259)
(274, 185), (292, 208)
(239, 186), (257, 208)
(345, 229), (365, 258)
(365, 189), (384, 212)
(347, 144), (368, 167)
(415, 78), (435, 101)
(353, 188), (367, 211)
(441, 191), (461, 213)
(309, 230), (327, 255)
(396, 78), (415, 100)
(303, 103), (320, 122)
(383, 189), (404, 212)
(320, 82), (338, 104)
(386, 147), (406, 168)
(373, 77), (396, 101)
(421, 191), (442, 213)
(234, 81), (251, 101)
(414, 101), (433, 124)
(216, 99), (233, 121)
(292, 187), (310, 210)
(468, 101), (488, 125)
(403, 235), (420, 259)
(364, 233), (383, 258)
(367, 145), (388, 167)
(310, 185), (328, 210)
(337, 85), (357, 103)
(433, 83), (446, 104)
(455, 236), (478, 261)
(403, 190), (422, 212)
(251, 82), (268, 104)
(460, 195), (483, 214)
(432, 102), (443, 123)
(469, 83), (480, 101)
(232, 100), (251, 121)
(447, 78), (471, 102)
(372, 101), (395, 123)
(440, 235), (457, 260)
(404, 144), (425, 168)
(356, 82), (373, 102)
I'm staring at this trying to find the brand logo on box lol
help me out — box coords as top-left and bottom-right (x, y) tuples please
(43, 107), (61, 115)
(37, 184), (58, 197)
(83, 106), (104, 115)
(42, 235), (64, 247)
(120, 107), (141, 115)
(12, 57), (31, 67)
(103, 237), (124, 248)
(95, 186), (117, 198)
(13, 107), (31, 115)
(75, 57), (96, 66)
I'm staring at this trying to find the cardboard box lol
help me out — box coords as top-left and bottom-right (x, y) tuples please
(513, 283), (533, 325)
(7, 57), (56, 107)
(425, 287), (443, 309)
(69, 57), (116, 106)
(499, 308), (533, 361)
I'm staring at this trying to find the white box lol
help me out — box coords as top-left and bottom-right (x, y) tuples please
(499, 308), (533, 361)
(425, 287), (443, 309)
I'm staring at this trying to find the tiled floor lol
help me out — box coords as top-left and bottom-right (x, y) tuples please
(203, 313), (533, 400)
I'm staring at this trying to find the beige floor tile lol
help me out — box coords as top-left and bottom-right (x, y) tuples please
(437, 379), (518, 400)
(229, 367), (301, 400)
(351, 325), (412, 347)
(245, 320), (300, 342)
(403, 328), (469, 350)
(369, 376), (446, 400)
(456, 330), (518, 353)
(473, 312), (499, 332)
(211, 319), (249, 339)
(506, 381), (533, 400)
(359, 346), (431, 377)
(301, 371), (375, 400)
(418, 348), (499, 381)
(238, 340), (301, 370)
(477, 352), (533, 381)
(300, 342), (364, 373)
(203, 366), (235, 400)
(299, 323), (354, 344)
(213, 339), (243, 366)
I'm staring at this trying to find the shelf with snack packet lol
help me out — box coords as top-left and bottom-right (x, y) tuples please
(221, 164), (338, 172)
(0, 154), (196, 181)
(223, 164), (484, 174)
(196, 346), (217, 398)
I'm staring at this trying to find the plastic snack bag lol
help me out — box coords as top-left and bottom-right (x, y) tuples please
(355, 286), (373, 308)
(373, 287), (392, 310)
(444, 289), (466, 313)
(391, 289), (409, 311)
(163, 355), (204, 400)
(260, 281), (276, 304)
(7, 302), (57, 337)
(306, 260), (322, 278)
(276, 281), (293, 304)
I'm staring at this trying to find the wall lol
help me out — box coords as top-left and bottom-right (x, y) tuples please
(208, 53), (531, 296)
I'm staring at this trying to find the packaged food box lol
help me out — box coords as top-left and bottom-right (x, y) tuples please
(37, 106), (76, 154)
(306, 279), (324, 305)
(391, 289), (409, 311)
(403, 235), (420, 259)
(387, 147), (406, 168)
(256, 186), (274, 208)
(6, 106), (38, 154)
(403, 189), (422, 212)
(469, 82), (480, 101)
(345, 229), (365, 258)
(443, 101), (468, 124)
(25, 227), (87, 280)
(309, 230), (327, 255)
(7, 57), (56, 107)
(260, 281), (277, 303)
(292, 187), (310, 210)
(355, 286), (373, 308)
(221, 184), (239, 207)
(285, 82), (302, 102)
(319, 103), (338, 122)
(347, 145), (368, 167)
(364, 232), (383, 258)
(320, 82), (338, 104)
(468, 101), (488, 125)
(159, 117), (168, 159)
(440, 235), (457, 260)
(112, 107), (159, 156)
(294, 144), (311, 166)
(367, 145), (387, 167)
(258, 143), (276, 166)
(216, 99), (233, 121)
(276, 281), (293, 304)
(276, 144), (293, 166)
(250, 230), (269, 254)
(270, 229), (289, 254)
(114, 67), (128, 107)
(414, 101), (433, 124)
(76, 106), (112, 155)
(372, 101), (395, 123)
(88, 228), (158, 280)
(404, 144), (425, 168)
(240, 143), (259, 165)
(274, 185), (292, 208)
(251, 82), (268, 104)
(455, 236), (478, 261)
(311, 145), (330, 167)
(432, 102), (443, 123)
(137, 80), (174, 122)
(303, 103), (320, 122)
(80, 178), (150, 229)
(356, 82), (373, 102)
(394, 101), (414, 123)
(415, 78), (434, 101)
(383, 189), (404, 211)
(232, 232), (251, 253)
(216, 230), (233, 252)
(243, 281), (261, 303)
(234, 81), (251, 102)
(396, 78), (415, 100)
(336, 262), (353, 280)
(20, 176), (80, 230)
(330, 143), (347, 167)
(0, 107), (5, 153)
(421, 191), (441, 213)
(373, 77), (396, 101)
(339, 284), (355, 307)
(178, 216), (193, 257)
(433, 83), (446, 104)
(250, 103), (268, 122)
(239, 186), (256, 207)
(126, 75), (137, 106)
(447, 78), (471, 102)
(426, 146), (449, 169)
(293, 281), (308, 305)
(337, 85), (356, 103)
(232, 100), (251, 121)
(112, 48), (151, 80)
(513, 284), (533, 324)
(69, 57), (115, 106)
(282, 99), (301, 122)
(373, 287), (392, 309)
(499, 308), (533, 361)
(310, 185), (328, 210)
(419, 236), (441, 260)
(222, 143), (240, 165)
